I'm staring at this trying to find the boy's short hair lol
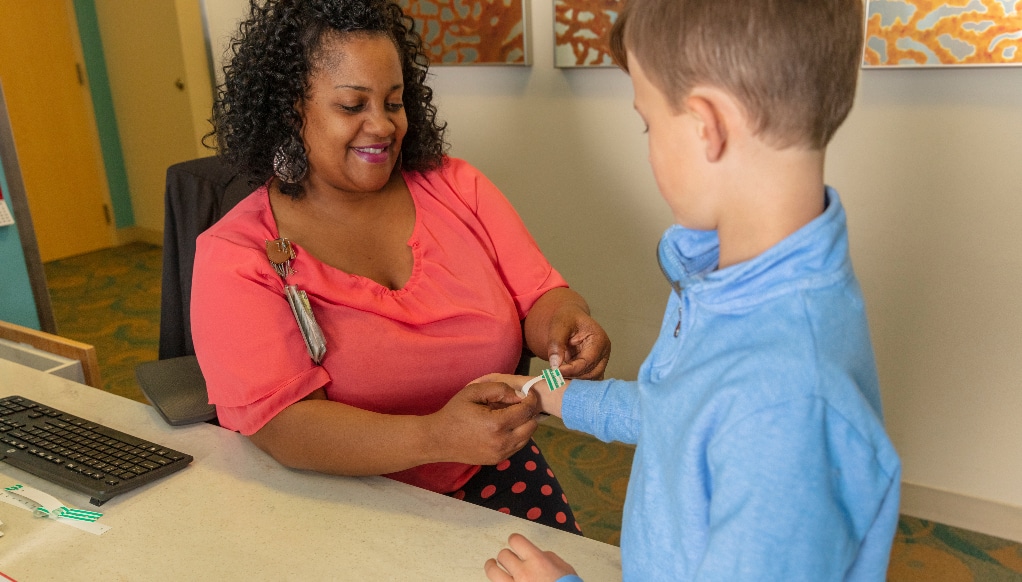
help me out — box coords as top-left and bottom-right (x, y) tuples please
(609, 0), (864, 150)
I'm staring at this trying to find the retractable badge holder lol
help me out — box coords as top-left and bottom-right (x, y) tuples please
(266, 238), (327, 364)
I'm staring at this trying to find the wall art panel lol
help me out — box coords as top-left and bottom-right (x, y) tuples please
(553, 0), (622, 67)
(864, 0), (1022, 67)
(398, 0), (530, 65)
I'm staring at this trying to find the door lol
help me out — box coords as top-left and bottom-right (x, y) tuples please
(0, 0), (115, 261)
(91, 0), (211, 235)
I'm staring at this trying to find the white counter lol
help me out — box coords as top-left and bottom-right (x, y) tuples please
(0, 358), (621, 580)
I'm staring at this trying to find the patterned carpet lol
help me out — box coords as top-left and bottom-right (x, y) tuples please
(43, 243), (1022, 581)
(44, 243), (162, 401)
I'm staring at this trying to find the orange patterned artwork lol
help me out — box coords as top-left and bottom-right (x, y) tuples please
(554, 0), (622, 67)
(864, 0), (1022, 66)
(396, 0), (529, 65)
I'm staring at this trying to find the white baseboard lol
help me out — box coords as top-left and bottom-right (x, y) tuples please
(900, 482), (1022, 543)
(115, 226), (163, 247)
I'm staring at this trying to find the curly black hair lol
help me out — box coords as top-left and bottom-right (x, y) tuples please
(207, 0), (448, 197)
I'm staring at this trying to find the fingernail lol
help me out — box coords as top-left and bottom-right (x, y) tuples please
(549, 354), (562, 369)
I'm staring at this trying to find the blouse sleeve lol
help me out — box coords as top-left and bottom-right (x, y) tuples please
(444, 158), (568, 319)
(190, 230), (330, 435)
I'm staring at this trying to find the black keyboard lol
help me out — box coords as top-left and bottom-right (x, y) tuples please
(0, 395), (193, 506)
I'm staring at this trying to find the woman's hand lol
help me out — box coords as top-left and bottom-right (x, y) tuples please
(246, 383), (540, 475)
(545, 306), (610, 380)
(484, 533), (579, 582)
(426, 381), (541, 466)
(473, 373), (568, 418)
(525, 288), (611, 380)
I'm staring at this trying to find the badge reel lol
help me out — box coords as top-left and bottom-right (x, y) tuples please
(266, 238), (326, 364)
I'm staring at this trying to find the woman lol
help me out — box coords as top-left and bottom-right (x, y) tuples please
(191, 0), (610, 534)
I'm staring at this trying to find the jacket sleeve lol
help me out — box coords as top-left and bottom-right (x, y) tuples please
(694, 396), (900, 580)
(561, 378), (641, 445)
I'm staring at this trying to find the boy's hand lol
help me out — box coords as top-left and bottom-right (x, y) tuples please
(472, 374), (568, 418)
(473, 373), (528, 394)
(484, 533), (578, 582)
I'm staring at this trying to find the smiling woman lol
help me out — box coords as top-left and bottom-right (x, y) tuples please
(190, 0), (611, 535)
(276, 34), (416, 289)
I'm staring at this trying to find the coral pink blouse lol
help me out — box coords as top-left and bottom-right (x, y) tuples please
(190, 158), (567, 493)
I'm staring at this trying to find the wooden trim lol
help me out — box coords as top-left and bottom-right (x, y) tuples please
(0, 320), (102, 389)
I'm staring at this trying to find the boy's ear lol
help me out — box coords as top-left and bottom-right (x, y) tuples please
(684, 91), (728, 163)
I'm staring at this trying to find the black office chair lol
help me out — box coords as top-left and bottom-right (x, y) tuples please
(135, 156), (253, 426)
(136, 156), (535, 426)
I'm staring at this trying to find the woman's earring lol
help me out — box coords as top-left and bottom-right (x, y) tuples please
(273, 136), (308, 184)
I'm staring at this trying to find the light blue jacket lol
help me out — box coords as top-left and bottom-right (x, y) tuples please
(561, 189), (901, 581)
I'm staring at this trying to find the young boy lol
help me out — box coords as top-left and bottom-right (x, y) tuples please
(482, 0), (901, 580)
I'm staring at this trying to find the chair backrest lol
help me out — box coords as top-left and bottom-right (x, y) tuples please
(159, 156), (254, 360)
(137, 157), (252, 426)
(0, 320), (102, 388)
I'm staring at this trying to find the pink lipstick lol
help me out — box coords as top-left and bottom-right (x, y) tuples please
(352, 143), (391, 164)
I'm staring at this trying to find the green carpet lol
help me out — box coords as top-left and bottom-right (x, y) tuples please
(44, 242), (161, 401)
(42, 243), (1022, 580)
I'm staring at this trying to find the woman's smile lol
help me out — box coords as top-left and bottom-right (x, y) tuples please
(352, 143), (392, 164)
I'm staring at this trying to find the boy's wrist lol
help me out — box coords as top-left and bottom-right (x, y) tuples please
(536, 379), (568, 418)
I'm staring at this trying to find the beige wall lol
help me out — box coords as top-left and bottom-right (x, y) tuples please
(94, 0), (212, 239)
(196, 0), (1022, 541)
(826, 67), (1022, 540)
(201, 0), (249, 88)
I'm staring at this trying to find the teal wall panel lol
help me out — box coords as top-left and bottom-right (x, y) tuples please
(0, 159), (41, 329)
(74, 0), (134, 228)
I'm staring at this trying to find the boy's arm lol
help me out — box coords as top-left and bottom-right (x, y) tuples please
(560, 378), (641, 445)
(473, 374), (565, 415)
(472, 374), (641, 445)
(696, 398), (899, 580)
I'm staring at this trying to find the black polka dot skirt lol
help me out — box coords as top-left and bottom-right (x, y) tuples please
(447, 439), (582, 535)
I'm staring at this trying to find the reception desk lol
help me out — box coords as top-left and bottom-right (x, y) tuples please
(0, 359), (621, 580)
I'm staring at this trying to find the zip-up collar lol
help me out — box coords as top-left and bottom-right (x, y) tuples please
(656, 188), (851, 311)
